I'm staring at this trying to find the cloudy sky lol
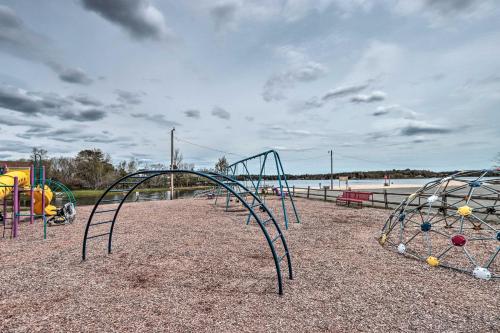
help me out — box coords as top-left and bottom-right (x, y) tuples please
(0, 0), (499, 173)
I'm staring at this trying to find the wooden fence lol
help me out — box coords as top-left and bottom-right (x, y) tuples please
(283, 186), (499, 212)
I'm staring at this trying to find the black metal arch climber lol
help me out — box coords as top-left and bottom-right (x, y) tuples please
(82, 170), (293, 294)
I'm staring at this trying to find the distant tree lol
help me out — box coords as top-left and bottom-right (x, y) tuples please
(173, 148), (183, 169)
(49, 156), (77, 187)
(215, 156), (228, 173)
(127, 158), (138, 173)
(30, 147), (48, 162)
(74, 149), (114, 189)
(494, 152), (500, 168)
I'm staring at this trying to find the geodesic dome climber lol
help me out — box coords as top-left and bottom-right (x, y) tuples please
(379, 170), (500, 280)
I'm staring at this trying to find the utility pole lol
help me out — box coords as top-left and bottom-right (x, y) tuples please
(328, 149), (333, 190)
(170, 127), (175, 200)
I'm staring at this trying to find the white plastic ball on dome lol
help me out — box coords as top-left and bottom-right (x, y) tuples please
(472, 267), (491, 280)
(397, 243), (406, 254)
(427, 195), (438, 203)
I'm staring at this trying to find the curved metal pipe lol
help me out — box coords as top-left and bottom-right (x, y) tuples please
(82, 170), (292, 294)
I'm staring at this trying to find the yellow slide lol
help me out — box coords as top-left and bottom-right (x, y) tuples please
(0, 170), (57, 216)
(33, 185), (57, 216)
(0, 170), (30, 199)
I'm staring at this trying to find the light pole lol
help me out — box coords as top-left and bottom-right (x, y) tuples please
(170, 127), (175, 200)
(328, 149), (333, 189)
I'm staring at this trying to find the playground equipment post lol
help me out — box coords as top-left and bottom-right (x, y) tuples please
(170, 127), (175, 200)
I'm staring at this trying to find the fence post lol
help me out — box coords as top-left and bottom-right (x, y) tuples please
(293, 185), (295, 196)
(324, 187), (327, 201)
(384, 189), (388, 209)
(307, 186), (310, 199)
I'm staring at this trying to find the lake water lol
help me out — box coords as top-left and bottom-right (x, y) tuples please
(74, 177), (496, 206)
(255, 178), (439, 189)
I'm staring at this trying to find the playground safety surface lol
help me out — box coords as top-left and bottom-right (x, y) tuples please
(1, 198), (498, 332)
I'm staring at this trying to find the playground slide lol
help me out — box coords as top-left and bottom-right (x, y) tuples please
(33, 185), (57, 216)
(0, 171), (57, 216)
(0, 170), (29, 200)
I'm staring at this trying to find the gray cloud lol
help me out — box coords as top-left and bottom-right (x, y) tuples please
(0, 140), (37, 153)
(350, 91), (386, 103)
(423, 0), (477, 16)
(17, 126), (129, 144)
(81, 0), (172, 40)
(0, 115), (50, 128)
(290, 83), (370, 112)
(210, 2), (238, 31)
(267, 146), (314, 152)
(211, 106), (231, 120)
(0, 5), (92, 85)
(372, 105), (418, 119)
(260, 125), (327, 141)
(0, 85), (106, 122)
(322, 84), (368, 101)
(400, 123), (453, 136)
(62, 109), (106, 121)
(115, 89), (144, 105)
(131, 112), (180, 127)
(58, 67), (93, 85)
(245, 116), (254, 122)
(263, 61), (327, 102)
(184, 109), (200, 119)
(71, 94), (103, 107)
(373, 109), (390, 116)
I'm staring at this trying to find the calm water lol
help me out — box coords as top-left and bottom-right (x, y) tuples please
(256, 178), (440, 189)
(75, 189), (196, 206)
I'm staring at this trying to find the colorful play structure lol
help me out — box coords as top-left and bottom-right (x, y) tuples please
(215, 150), (300, 229)
(379, 169), (499, 280)
(82, 166), (297, 294)
(0, 154), (76, 239)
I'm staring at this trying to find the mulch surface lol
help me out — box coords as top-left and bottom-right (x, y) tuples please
(1, 197), (498, 332)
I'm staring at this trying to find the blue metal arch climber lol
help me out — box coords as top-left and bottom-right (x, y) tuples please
(82, 170), (293, 295)
(225, 150), (300, 229)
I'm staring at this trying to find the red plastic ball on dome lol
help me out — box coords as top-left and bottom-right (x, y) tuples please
(451, 234), (467, 247)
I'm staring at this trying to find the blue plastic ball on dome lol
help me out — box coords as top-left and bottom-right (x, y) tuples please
(421, 222), (432, 232)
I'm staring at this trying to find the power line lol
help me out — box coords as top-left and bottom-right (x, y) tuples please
(176, 135), (413, 168)
(175, 136), (245, 158)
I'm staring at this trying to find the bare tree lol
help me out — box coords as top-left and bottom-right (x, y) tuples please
(215, 156), (228, 173)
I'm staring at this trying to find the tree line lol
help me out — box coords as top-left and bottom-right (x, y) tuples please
(21, 148), (208, 190)
(8, 149), (499, 190)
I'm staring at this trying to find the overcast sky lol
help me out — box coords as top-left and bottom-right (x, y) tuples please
(0, 0), (499, 173)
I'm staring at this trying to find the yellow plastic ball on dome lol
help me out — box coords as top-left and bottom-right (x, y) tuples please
(426, 256), (440, 267)
(457, 205), (472, 217)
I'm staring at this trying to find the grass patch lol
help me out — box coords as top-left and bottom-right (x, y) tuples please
(72, 186), (212, 198)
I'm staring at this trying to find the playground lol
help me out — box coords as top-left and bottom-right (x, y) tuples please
(1, 197), (498, 332)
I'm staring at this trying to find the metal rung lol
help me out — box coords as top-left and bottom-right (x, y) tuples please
(262, 218), (273, 226)
(120, 182), (141, 185)
(109, 189), (132, 193)
(94, 209), (117, 214)
(100, 199), (122, 203)
(89, 220), (113, 226)
(278, 253), (288, 263)
(87, 232), (110, 240)
(271, 234), (281, 243)
(250, 203), (263, 208)
(130, 176), (150, 179)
